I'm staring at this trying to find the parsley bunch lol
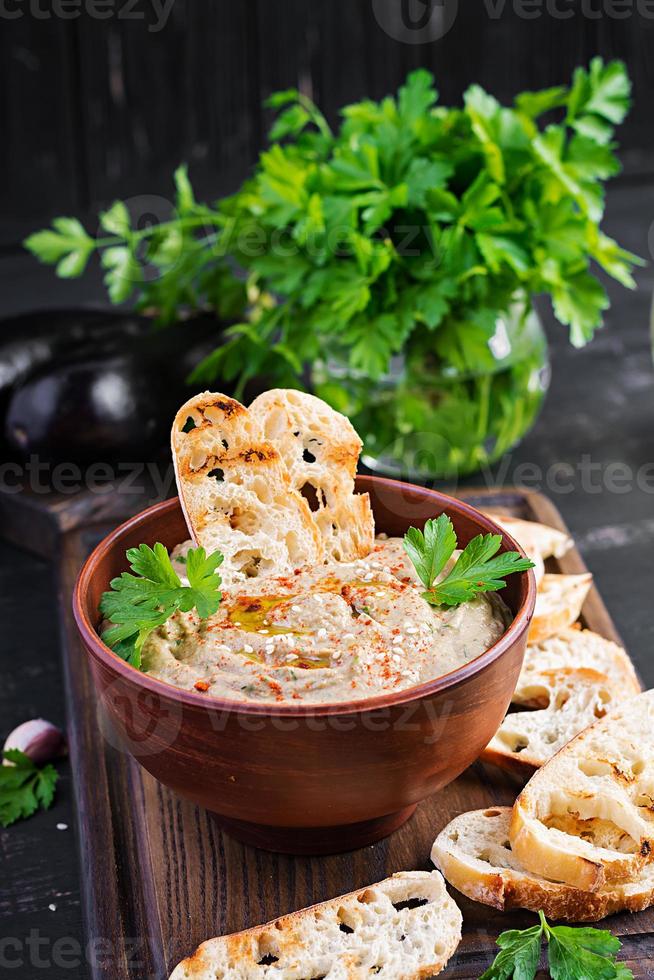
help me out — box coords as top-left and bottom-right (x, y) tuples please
(0, 749), (59, 828)
(26, 59), (641, 405)
(482, 911), (633, 979)
(100, 542), (223, 669)
(403, 513), (533, 606)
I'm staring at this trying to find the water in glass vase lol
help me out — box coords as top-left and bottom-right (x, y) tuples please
(314, 300), (550, 482)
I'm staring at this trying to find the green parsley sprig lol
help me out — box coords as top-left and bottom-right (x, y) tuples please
(481, 910), (633, 979)
(100, 543), (223, 669)
(403, 513), (533, 607)
(25, 60), (642, 405)
(0, 749), (59, 828)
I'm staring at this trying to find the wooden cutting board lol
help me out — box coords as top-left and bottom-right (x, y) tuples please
(4, 486), (653, 979)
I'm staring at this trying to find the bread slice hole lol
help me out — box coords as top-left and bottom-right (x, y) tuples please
(392, 897), (429, 912)
(497, 732), (529, 753)
(256, 933), (280, 965)
(229, 508), (259, 534)
(182, 416), (196, 433)
(578, 758), (614, 778)
(300, 482), (326, 512)
(483, 809), (501, 818)
(233, 551), (263, 578)
(302, 447), (317, 463)
(336, 906), (358, 934)
(208, 467), (225, 483)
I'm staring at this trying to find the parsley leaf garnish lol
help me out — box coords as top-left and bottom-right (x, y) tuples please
(403, 514), (533, 607)
(99, 543), (223, 669)
(481, 911), (634, 980)
(0, 749), (59, 828)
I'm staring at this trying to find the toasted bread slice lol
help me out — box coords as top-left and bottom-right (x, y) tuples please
(516, 629), (640, 709)
(482, 667), (621, 773)
(484, 513), (573, 561)
(481, 630), (641, 773)
(168, 871), (462, 979)
(172, 392), (323, 584)
(510, 689), (654, 892)
(528, 573), (592, 644)
(249, 388), (374, 562)
(432, 808), (654, 922)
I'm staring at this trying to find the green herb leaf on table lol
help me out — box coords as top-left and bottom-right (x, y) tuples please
(481, 912), (634, 980)
(0, 749), (59, 828)
(403, 514), (533, 607)
(100, 543), (223, 669)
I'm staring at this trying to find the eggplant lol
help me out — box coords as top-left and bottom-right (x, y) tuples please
(4, 313), (232, 463)
(0, 309), (150, 419)
(6, 354), (179, 462)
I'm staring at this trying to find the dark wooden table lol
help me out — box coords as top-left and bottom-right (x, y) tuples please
(1, 178), (653, 978)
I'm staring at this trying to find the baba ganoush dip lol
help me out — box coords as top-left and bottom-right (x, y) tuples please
(142, 537), (511, 704)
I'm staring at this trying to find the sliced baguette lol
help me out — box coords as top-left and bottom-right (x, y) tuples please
(516, 629), (640, 709)
(510, 689), (654, 891)
(432, 807), (654, 922)
(249, 388), (374, 562)
(484, 513), (573, 561)
(168, 871), (462, 980)
(172, 391), (323, 584)
(482, 667), (622, 773)
(481, 630), (641, 772)
(528, 573), (593, 644)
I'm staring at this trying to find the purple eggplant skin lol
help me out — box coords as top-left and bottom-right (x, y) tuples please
(0, 309), (151, 416)
(6, 354), (180, 462)
(3, 314), (232, 463)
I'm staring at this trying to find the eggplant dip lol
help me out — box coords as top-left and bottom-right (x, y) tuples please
(141, 537), (511, 705)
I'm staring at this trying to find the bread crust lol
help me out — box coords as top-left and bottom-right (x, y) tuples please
(169, 871), (462, 979)
(171, 391), (323, 584)
(509, 690), (654, 892)
(528, 573), (593, 644)
(249, 388), (374, 562)
(482, 640), (642, 772)
(432, 808), (654, 922)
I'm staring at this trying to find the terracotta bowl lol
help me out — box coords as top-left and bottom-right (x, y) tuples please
(73, 476), (536, 855)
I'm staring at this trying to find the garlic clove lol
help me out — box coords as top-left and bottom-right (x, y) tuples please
(3, 719), (67, 767)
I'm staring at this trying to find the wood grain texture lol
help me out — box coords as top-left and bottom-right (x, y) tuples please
(4, 2), (654, 246)
(48, 488), (654, 979)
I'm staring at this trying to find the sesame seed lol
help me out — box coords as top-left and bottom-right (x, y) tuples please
(317, 628), (327, 639)
(333, 651), (342, 661)
(233, 621), (242, 626)
(48, 904), (57, 912)
(56, 823), (68, 831)
(291, 605), (301, 613)
(258, 629), (269, 635)
(375, 591), (386, 598)
(343, 633), (355, 641)
(391, 646), (404, 655)
(244, 644), (254, 653)
(405, 627), (419, 635)
(286, 653), (298, 661)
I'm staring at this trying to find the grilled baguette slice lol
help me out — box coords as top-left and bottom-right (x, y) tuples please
(482, 667), (622, 773)
(528, 573), (592, 644)
(510, 689), (654, 891)
(249, 388), (374, 562)
(168, 871), (462, 980)
(515, 629), (640, 709)
(432, 807), (654, 922)
(484, 513), (573, 561)
(481, 631), (641, 772)
(172, 392), (322, 584)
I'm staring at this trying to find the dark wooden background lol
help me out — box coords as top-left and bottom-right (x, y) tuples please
(2, 0), (654, 251)
(1, 3), (654, 977)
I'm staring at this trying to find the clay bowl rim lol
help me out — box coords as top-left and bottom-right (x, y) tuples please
(73, 475), (537, 718)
